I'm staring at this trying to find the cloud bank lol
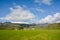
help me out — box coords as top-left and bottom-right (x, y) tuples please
(35, 0), (52, 5)
(0, 5), (36, 23)
(0, 3), (60, 24)
(39, 13), (60, 23)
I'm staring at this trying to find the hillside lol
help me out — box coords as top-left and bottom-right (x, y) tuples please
(47, 23), (60, 29)
(0, 22), (60, 30)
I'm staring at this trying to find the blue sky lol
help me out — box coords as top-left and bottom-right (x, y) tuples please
(0, 0), (60, 23)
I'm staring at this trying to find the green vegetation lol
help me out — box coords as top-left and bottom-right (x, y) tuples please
(47, 23), (60, 29)
(0, 30), (60, 40)
(0, 22), (60, 40)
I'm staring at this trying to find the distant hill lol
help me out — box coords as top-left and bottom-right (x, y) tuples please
(0, 22), (60, 30)
(47, 23), (60, 29)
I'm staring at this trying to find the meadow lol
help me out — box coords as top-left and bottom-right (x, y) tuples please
(0, 30), (60, 40)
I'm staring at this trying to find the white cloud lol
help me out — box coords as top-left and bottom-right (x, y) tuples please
(42, 0), (52, 5)
(36, 8), (45, 13)
(35, 0), (52, 5)
(0, 5), (36, 23)
(11, 21), (29, 24)
(31, 7), (45, 13)
(39, 13), (60, 23)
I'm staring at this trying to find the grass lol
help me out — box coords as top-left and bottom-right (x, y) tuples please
(0, 30), (60, 40)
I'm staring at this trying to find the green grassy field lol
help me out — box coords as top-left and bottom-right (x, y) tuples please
(0, 30), (60, 40)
